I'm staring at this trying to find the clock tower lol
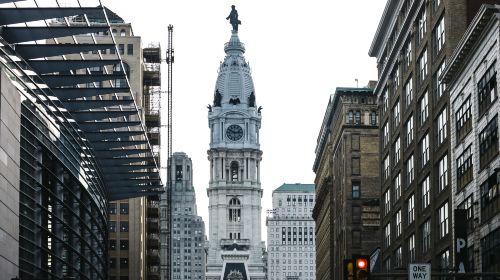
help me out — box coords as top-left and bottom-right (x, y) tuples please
(205, 11), (266, 280)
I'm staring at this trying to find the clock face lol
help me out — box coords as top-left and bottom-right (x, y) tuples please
(226, 124), (243, 141)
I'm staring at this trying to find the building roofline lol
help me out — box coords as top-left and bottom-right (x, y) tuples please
(368, 0), (396, 57)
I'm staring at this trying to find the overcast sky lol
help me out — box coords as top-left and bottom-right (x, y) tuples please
(104, 0), (387, 241)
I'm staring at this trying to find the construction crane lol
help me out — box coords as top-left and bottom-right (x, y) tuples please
(165, 24), (174, 280)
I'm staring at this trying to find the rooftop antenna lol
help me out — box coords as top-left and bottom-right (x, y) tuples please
(355, 78), (359, 88)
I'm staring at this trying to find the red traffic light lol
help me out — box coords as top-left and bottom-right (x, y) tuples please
(357, 258), (368, 269)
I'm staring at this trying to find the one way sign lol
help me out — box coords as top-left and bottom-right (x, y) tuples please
(409, 263), (431, 280)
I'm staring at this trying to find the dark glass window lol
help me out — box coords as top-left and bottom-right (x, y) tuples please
(456, 96), (472, 143)
(127, 44), (133, 55)
(458, 195), (474, 231)
(478, 63), (497, 117)
(109, 239), (116, 250)
(479, 116), (498, 169)
(457, 145), (473, 190)
(109, 203), (117, 214)
(481, 228), (500, 273)
(355, 110), (361, 125)
(352, 181), (360, 199)
(120, 240), (129, 250)
(118, 44), (125, 55)
(481, 171), (499, 222)
(109, 221), (116, 232)
(120, 258), (129, 268)
(110, 258), (117, 268)
(120, 221), (129, 232)
(120, 203), (129, 215)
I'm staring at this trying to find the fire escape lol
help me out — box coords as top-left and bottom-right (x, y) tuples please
(143, 43), (162, 280)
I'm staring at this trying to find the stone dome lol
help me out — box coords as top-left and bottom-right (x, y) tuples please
(213, 31), (256, 108)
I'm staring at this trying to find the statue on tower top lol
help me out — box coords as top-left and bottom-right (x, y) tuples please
(226, 5), (241, 32)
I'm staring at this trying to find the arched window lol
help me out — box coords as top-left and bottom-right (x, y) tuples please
(120, 29), (126, 36)
(230, 161), (239, 182)
(355, 110), (361, 124)
(348, 111), (354, 124)
(228, 197), (241, 222)
(112, 29), (117, 36)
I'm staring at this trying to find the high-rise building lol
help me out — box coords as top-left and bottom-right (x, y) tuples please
(0, 3), (161, 279)
(205, 22), (266, 280)
(312, 87), (380, 280)
(442, 4), (500, 274)
(51, 9), (162, 279)
(368, 0), (499, 273)
(161, 152), (205, 280)
(266, 183), (316, 280)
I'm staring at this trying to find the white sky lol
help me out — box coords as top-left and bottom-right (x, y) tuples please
(104, 0), (387, 242)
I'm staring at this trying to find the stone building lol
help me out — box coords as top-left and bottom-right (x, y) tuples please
(442, 4), (500, 274)
(368, 0), (500, 273)
(204, 26), (266, 280)
(312, 87), (380, 280)
(266, 183), (316, 280)
(162, 152), (205, 280)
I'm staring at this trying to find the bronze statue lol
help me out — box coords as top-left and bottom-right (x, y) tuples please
(226, 5), (241, 32)
(248, 91), (255, 107)
(213, 89), (222, 107)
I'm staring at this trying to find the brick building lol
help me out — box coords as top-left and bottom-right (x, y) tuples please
(313, 87), (380, 280)
(368, 0), (500, 274)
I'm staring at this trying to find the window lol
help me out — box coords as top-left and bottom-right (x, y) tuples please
(438, 202), (449, 238)
(384, 188), (391, 216)
(437, 106), (447, 145)
(352, 157), (360, 175)
(456, 96), (472, 142)
(422, 219), (431, 253)
(417, 8), (427, 45)
(120, 258), (129, 268)
(120, 221), (129, 232)
(419, 91), (429, 125)
(348, 111), (354, 124)
(406, 154), (414, 185)
(352, 134), (360, 150)
(407, 194), (415, 224)
(437, 154), (448, 192)
(478, 63), (497, 117)
(384, 155), (390, 180)
(383, 121), (389, 148)
(120, 240), (129, 250)
(355, 110), (361, 125)
(352, 181), (360, 199)
(384, 223), (391, 247)
(393, 100), (400, 127)
(418, 50), (428, 86)
(434, 17), (445, 54)
(230, 161), (239, 181)
(352, 205), (361, 223)
(481, 228), (500, 273)
(440, 249), (450, 272)
(408, 234), (416, 262)
(422, 176), (430, 209)
(435, 60), (446, 99)
(404, 39), (412, 70)
(406, 115), (414, 146)
(432, 0), (441, 11)
(479, 116), (498, 169)
(481, 171), (499, 222)
(109, 221), (116, 232)
(119, 44), (125, 55)
(120, 203), (129, 215)
(127, 44), (133, 55)
(458, 195), (474, 231)
(120, 29), (126, 36)
(395, 209), (402, 237)
(420, 133), (429, 167)
(394, 137), (401, 164)
(370, 111), (378, 125)
(383, 89), (389, 114)
(110, 258), (117, 268)
(393, 66), (400, 89)
(109, 203), (117, 214)
(109, 239), (117, 250)
(394, 173), (401, 201)
(228, 198), (241, 222)
(395, 246), (403, 268)
(457, 145), (473, 190)
(404, 78), (413, 108)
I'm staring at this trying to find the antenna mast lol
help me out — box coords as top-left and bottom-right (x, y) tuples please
(166, 24), (174, 280)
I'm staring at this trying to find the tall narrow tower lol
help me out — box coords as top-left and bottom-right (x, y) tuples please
(205, 7), (266, 280)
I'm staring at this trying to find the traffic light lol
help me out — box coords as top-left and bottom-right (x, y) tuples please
(354, 256), (370, 280)
(344, 259), (355, 280)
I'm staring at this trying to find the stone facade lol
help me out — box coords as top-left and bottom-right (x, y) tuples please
(266, 183), (316, 280)
(0, 68), (21, 279)
(368, 0), (500, 274)
(164, 152), (205, 280)
(443, 5), (500, 273)
(313, 87), (380, 280)
(205, 30), (266, 280)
